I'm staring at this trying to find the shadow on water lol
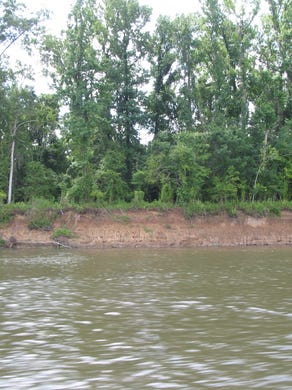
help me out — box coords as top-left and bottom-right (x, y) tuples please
(0, 247), (292, 389)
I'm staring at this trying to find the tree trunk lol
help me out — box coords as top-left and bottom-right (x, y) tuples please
(252, 130), (269, 202)
(8, 121), (17, 204)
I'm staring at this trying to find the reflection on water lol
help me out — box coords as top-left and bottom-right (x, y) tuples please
(0, 247), (291, 389)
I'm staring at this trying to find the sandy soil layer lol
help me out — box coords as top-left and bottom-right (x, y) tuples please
(1, 209), (292, 248)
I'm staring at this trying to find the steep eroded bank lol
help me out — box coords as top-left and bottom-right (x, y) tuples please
(1, 209), (292, 248)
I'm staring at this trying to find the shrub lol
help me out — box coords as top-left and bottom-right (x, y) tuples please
(0, 236), (6, 247)
(53, 227), (75, 239)
(184, 201), (222, 218)
(28, 209), (57, 230)
(160, 183), (174, 203)
(24, 161), (59, 201)
(0, 207), (14, 224)
(134, 190), (145, 203)
(225, 202), (238, 217)
(30, 197), (56, 209)
(0, 191), (6, 204)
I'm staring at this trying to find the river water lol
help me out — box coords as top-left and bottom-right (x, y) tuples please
(0, 247), (291, 389)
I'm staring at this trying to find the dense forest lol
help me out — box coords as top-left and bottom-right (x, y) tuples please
(0, 0), (291, 208)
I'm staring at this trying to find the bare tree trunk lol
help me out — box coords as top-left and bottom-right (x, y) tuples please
(8, 121), (17, 204)
(252, 130), (269, 202)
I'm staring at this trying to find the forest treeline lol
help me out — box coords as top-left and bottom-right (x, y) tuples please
(0, 0), (291, 207)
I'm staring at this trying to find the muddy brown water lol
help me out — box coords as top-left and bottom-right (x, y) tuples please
(0, 247), (291, 389)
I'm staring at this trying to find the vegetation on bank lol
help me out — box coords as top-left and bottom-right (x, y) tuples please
(1, 198), (291, 248)
(0, 1), (291, 208)
(1, 199), (292, 230)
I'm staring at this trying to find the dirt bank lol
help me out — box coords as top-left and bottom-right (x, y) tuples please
(1, 209), (292, 249)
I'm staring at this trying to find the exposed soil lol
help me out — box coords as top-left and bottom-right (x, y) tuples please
(1, 208), (292, 249)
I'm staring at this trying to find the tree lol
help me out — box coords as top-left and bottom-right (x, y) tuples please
(248, 0), (292, 200)
(0, 0), (53, 202)
(42, 0), (151, 200)
(42, 0), (110, 202)
(23, 161), (58, 201)
(0, 85), (64, 203)
(27, 0), (292, 203)
(200, 0), (259, 129)
(174, 14), (203, 131)
(0, 0), (45, 57)
(100, 0), (151, 182)
(4, 86), (37, 203)
(147, 16), (178, 136)
(212, 166), (240, 202)
(168, 132), (210, 202)
(263, 0), (291, 125)
(140, 131), (210, 203)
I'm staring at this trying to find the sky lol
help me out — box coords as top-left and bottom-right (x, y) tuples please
(22, 0), (199, 35)
(13, 0), (267, 143)
(10, 0), (200, 143)
(13, 0), (199, 93)
(13, 0), (269, 95)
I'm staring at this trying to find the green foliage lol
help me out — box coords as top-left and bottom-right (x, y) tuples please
(0, 236), (6, 247)
(212, 167), (240, 203)
(134, 190), (145, 203)
(96, 170), (130, 203)
(30, 197), (57, 210)
(0, 191), (6, 204)
(238, 201), (282, 217)
(27, 205), (58, 230)
(132, 171), (146, 190)
(225, 203), (238, 217)
(132, 190), (145, 208)
(142, 131), (210, 203)
(0, 0), (44, 56)
(24, 161), (59, 201)
(0, 202), (31, 224)
(281, 200), (292, 211)
(53, 227), (75, 239)
(66, 174), (95, 204)
(28, 217), (53, 230)
(183, 200), (291, 218)
(160, 183), (174, 203)
(184, 201), (222, 218)
(0, 206), (14, 224)
(143, 200), (173, 211)
(1, 0), (291, 205)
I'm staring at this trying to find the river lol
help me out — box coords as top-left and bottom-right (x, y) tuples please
(0, 247), (291, 389)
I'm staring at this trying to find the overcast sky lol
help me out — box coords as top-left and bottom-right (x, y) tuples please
(13, 0), (199, 93)
(22, 0), (200, 35)
(14, 0), (267, 94)
(14, 0), (266, 142)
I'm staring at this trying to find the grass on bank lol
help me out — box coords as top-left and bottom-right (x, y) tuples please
(183, 200), (292, 218)
(0, 198), (292, 226)
(0, 236), (5, 247)
(53, 227), (75, 240)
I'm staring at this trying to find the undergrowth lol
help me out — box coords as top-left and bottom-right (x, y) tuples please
(53, 227), (75, 239)
(183, 200), (291, 218)
(28, 209), (58, 231)
(0, 236), (6, 247)
(0, 198), (291, 223)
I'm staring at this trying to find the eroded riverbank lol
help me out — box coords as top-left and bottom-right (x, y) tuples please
(1, 209), (292, 249)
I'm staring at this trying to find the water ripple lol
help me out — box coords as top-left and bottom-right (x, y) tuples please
(0, 247), (292, 389)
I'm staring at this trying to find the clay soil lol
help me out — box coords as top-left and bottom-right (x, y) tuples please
(1, 208), (292, 249)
